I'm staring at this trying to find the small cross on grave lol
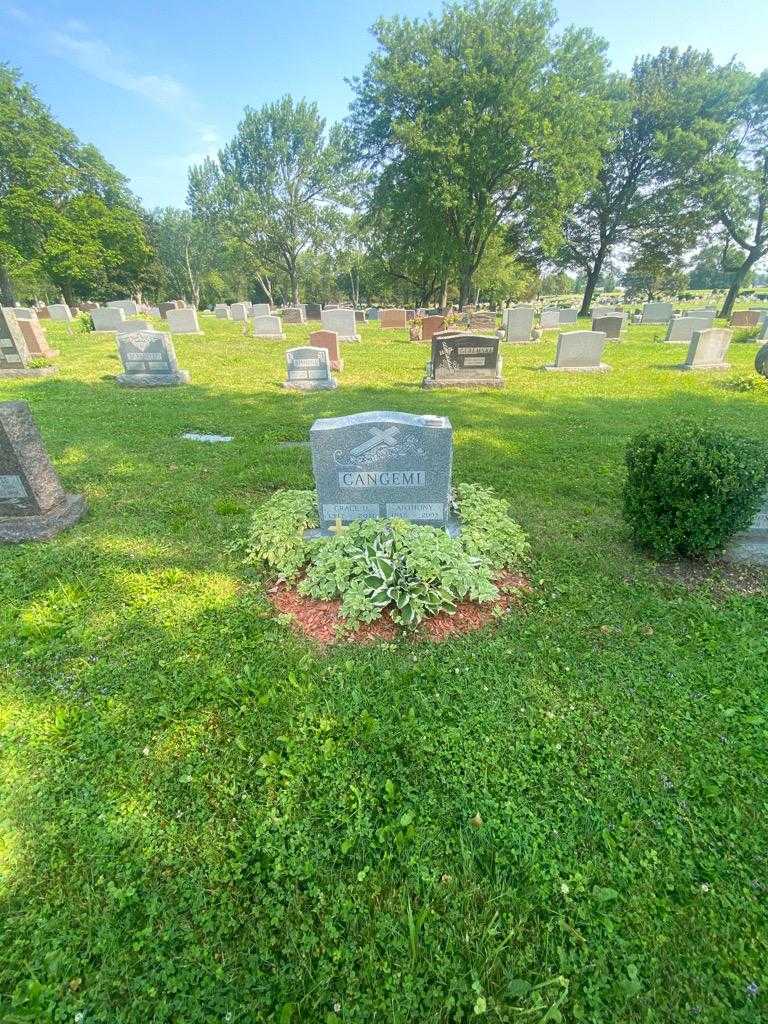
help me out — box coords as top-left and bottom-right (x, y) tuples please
(329, 517), (347, 536)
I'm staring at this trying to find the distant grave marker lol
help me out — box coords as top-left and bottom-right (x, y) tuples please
(283, 346), (338, 391)
(253, 315), (285, 339)
(116, 330), (190, 387)
(544, 331), (610, 372)
(0, 308), (55, 377)
(423, 332), (503, 388)
(678, 328), (731, 371)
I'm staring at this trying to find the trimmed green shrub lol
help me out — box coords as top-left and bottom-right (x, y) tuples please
(623, 423), (768, 559)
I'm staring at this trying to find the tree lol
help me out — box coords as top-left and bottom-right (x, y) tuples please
(350, 0), (610, 308)
(198, 97), (352, 305)
(560, 48), (748, 316)
(0, 63), (152, 304)
(699, 71), (768, 317)
(623, 251), (687, 301)
(149, 207), (216, 306)
(687, 240), (753, 291)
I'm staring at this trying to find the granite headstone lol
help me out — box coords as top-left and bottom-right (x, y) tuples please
(116, 330), (190, 387)
(0, 400), (87, 542)
(283, 346), (337, 391)
(309, 411), (454, 534)
(423, 332), (503, 388)
(679, 328), (731, 371)
(544, 331), (610, 372)
(321, 308), (359, 341)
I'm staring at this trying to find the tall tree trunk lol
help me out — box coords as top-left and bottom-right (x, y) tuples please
(0, 264), (15, 306)
(578, 246), (607, 317)
(458, 262), (474, 309)
(441, 277), (449, 309)
(720, 251), (759, 319)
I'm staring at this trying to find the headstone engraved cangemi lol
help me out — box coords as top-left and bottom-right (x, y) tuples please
(0, 400), (87, 542)
(283, 346), (338, 391)
(423, 332), (503, 389)
(0, 308), (55, 378)
(678, 328), (731, 371)
(544, 331), (610, 372)
(308, 411), (455, 535)
(116, 330), (190, 387)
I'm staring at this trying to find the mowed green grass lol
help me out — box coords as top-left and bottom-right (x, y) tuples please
(1, 314), (767, 1024)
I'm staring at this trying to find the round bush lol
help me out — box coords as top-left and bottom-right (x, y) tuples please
(623, 423), (768, 559)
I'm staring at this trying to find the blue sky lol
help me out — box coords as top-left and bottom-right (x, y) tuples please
(2, 0), (766, 209)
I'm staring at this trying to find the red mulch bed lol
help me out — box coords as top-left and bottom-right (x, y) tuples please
(267, 571), (532, 646)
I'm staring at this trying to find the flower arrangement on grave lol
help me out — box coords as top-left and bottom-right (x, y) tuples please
(244, 483), (529, 633)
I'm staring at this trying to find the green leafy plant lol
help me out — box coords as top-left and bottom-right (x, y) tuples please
(623, 423), (768, 559)
(455, 482), (530, 567)
(27, 357), (51, 369)
(722, 373), (768, 392)
(244, 489), (317, 581)
(300, 518), (498, 627)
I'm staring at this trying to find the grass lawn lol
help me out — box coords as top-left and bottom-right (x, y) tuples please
(1, 315), (767, 1024)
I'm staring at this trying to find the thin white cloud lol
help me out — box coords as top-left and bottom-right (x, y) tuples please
(1, 4), (218, 149)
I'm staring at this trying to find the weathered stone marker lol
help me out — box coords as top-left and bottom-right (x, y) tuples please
(731, 310), (761, 328)
(18, 318), (58, 359)
(283, 346), (337, 391)
(544, 331), (610, 372)
(0, 308), (56, 377)
(166, 308), (202, 334)
(282, 306), (306, 325)
(678, 328), (731, 371)
(641, 301), (674, 324)
(467, 311), (497, 333)
(421, 315), (446, 341)
(47, 304), (72, 323)
(115, 319), (152, 335)
(214, 304), (231, 319)
(0, 400), (87, 542)
(557, 308), (578, 324)
(305, 303), (322, 321)
(321, 308), (359, 341)
(756, 342), (768, 376)
(503, 305), (535, 343)
(664, 316), (713, 343)
(116, 330), (190, 387)
(310, 330), (343, 370)
(725, 492), (768, 566)
(309, 411), (455, 535)
(540, 309), (560, 329)
(423, 332), (503, 388)
(92, 307), (126, 331)
(230, 302), (250, 322)
(592, 314), (625, 340)
(251, 303), (271, 317)
(253, 314), (285, 339)
(108, 299), (138, 315)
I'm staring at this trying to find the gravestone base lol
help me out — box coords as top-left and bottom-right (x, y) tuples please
(282, 378), (338, 392)
(117, 369), (190, 388)
(677, 361), (730, 372)
(723, 531), (768, 566)
(543, 362), (611, 373)
(0, 366), (57, 379)
(305, 511), (460, 540)
(0, 492), (87, 543)
(422, 375), (504, 389)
